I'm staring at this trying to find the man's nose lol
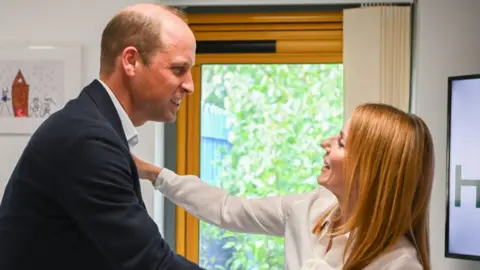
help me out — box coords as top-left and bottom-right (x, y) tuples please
(182, 72), (194, 95)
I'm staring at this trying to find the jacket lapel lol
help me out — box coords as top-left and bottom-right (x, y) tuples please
(80, 80), (129, 148)
(79, 80), (145, 207)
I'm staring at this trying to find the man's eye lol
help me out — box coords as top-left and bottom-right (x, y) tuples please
(172, 67), (184, 73)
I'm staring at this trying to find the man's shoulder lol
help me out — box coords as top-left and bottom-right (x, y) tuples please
(32, 99), (117, 150)
(53, 96), (103, 126)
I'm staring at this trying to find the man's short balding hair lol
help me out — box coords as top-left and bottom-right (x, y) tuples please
(100, 6), (187, 75)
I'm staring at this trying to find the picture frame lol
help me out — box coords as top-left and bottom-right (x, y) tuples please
(0, 45), (82, 134)
(445, 73), (480, 261)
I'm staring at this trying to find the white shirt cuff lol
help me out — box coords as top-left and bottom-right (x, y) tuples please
(154, 168), (177, 188)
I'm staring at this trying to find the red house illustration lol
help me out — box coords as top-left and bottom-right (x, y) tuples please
(11, 70), (29, 117)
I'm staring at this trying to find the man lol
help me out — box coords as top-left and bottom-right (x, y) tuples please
(0, 4), (202, 270)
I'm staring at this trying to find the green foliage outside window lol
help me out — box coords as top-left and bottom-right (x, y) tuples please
(199, 64), (344, 270)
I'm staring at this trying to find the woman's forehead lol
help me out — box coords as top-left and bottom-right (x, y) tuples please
(342, 119), (351, 137)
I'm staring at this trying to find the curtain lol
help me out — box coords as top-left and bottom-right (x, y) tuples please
(343, 4), (412, 119)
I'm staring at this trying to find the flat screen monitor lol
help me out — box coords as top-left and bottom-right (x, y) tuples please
(446, 74), (480, 261)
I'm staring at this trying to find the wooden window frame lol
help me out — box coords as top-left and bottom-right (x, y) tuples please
(175, 11), (343, 263)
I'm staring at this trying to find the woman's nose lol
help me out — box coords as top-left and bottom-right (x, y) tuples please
(320, 139), (330, 150)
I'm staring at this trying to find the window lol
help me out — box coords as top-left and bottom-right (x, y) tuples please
(174, 10), (344, 269)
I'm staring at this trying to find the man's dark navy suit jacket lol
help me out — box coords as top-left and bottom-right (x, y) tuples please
(0, 80), (202, 270)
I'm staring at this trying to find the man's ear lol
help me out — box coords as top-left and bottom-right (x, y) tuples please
(121, 46), (139, 77)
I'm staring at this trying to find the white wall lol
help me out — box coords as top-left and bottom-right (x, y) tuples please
(412, 0), (480, 269)
(0, 0), (164, 233)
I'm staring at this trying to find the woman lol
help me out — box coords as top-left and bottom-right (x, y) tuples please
(136, 103), (434, 269)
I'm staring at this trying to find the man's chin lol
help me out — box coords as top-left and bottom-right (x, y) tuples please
(159, 113), (177, 123)
(166, 112), (178, 122)
(146, 111), (177, 123)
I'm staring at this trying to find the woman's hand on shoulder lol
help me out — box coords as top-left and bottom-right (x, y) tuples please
(132, 154), (162, 184)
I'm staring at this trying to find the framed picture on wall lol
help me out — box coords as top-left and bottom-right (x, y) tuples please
(446, 73), (480, 261)
(0, 45), (81, 134)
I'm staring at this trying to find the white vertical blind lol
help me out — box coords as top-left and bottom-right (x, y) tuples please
(343, 5), (412, 119)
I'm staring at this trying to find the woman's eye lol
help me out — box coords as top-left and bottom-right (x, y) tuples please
(338, 140), (344, 147)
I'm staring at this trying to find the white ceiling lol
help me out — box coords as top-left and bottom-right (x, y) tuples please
(158, 0), (414, 7)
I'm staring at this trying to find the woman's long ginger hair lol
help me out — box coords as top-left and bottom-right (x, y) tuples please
(312, 103), (434, 270)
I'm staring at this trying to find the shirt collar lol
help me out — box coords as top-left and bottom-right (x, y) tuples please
(97, 79), (138, 149)
(320, 205), (350, 239)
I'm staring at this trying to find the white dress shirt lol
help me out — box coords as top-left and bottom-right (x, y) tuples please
(154, 168), (423, 270)
(97, 79), (138, 148)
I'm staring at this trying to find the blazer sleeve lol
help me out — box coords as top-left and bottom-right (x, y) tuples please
(55, 127), (202, 270)
(155, 168), (310, 236)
